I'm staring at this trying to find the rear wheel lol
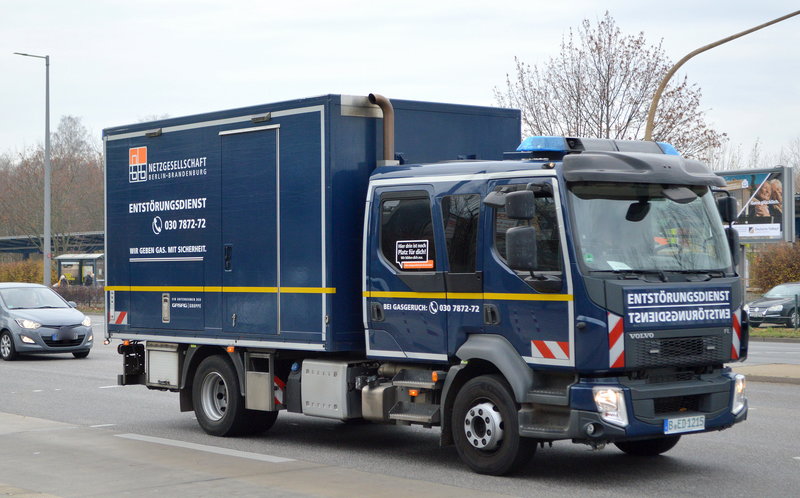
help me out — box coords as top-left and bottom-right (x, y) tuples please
(452, 374), (536, 475)
(789, 311), (798, 328)
(0, 331), (17, 361)
(615, 435), (681, 456)
(192, 355), (277, 436)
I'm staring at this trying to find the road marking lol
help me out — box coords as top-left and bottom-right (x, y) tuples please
(115, 434), (295, 463)
(90, 424), (116, 428)
(794, 457), (800, 462)
(98, 385), (122, 389)
(32, 390), (43, 393)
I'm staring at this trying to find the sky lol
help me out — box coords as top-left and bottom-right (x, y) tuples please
(1, 0), (799, 161)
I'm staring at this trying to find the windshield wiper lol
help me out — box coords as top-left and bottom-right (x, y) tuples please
(591, 269), (667, 282)
(33, 305), (64, 309)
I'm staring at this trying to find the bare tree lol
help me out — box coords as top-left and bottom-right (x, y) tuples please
(0, 116), (103, 255)
(495, 12), (726, 162)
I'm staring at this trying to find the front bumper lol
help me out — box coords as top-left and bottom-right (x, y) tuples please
(13, 324), (93, 354)
(519, 369), (747, 442)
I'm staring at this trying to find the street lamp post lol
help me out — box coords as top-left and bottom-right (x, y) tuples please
(14, 52), (52, 287)
(644, 10), (800, 141)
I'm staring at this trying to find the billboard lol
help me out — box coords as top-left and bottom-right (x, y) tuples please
(716, 166), (794, 243)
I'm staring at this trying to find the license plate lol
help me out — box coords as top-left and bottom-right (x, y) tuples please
(749, 311), (763, 317)
(664, 415), (705, 434)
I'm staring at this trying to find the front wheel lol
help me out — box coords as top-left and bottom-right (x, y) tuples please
(192, 355), (278, 436)
(0, 331), (17, 361)
(615, 435), (681, 456)
(452, 374), (536, 475)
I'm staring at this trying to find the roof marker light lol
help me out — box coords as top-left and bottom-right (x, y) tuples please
(657, 142), (681, 156)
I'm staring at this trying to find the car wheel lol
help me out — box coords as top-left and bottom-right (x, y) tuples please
(789, 311), (798, 329)
(615, 435), (681, 456)
(749, 322), (761, 328)
(452, 374), (536, 475)
(72, 351), (90, 359)
(0, 331), (17, 361)
(192, 355), (278, 437)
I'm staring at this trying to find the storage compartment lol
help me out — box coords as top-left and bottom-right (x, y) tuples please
(146, 342), (180, 389)
(300, 359), (366, 420)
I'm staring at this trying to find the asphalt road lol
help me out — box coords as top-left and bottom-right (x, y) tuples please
(0, 324), (798, 496)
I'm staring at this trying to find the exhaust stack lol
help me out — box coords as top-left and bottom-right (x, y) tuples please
(368, 93), (399, 166)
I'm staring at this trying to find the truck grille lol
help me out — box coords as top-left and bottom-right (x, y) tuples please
(628, 335), (727, 368)
(653, 395), (701, 415)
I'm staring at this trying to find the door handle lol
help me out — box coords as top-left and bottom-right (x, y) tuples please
(483, 304), (500, 325)
(370, 302), (385, 322)
(224, 244), (232, 271)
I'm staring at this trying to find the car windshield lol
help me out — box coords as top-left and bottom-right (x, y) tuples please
(568, 182), (732, 272)
(764, 284), (800, 298)
(0, 287), (69, 310)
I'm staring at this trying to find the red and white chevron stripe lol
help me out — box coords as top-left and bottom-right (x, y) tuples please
(608, 312), (625, 369)
(531, 340), (570, 360)
(109, 311), (128, 325)
(731, 308), (742, 360)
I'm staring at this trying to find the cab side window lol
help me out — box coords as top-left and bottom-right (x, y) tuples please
(441, 194), (480, 273)
(380, 193), (436, 271)
(494, 184), (562, 273)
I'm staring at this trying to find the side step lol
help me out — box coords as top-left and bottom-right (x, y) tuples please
(389, 401), (440, 424)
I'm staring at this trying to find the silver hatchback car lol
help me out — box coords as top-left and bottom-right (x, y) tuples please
(0, 283), (93, 360)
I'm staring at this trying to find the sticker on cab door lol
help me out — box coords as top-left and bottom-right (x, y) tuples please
(396, 240), (434, 270)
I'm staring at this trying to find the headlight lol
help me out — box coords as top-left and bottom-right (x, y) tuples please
(743, 303), (750, 312)
(593, 386), (629, 427)
(82, 316), (92, 327)
(767, 304), (783, 312)
(732, 374), (747, 415)
(20, 334), (35, 344)
(14, 318), (41, 329)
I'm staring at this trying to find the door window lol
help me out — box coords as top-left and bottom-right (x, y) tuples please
(380, 193), (436, 271)
(441, 194), (480, 273)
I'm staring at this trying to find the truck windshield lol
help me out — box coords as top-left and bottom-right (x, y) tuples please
(568, 182), (731, 273)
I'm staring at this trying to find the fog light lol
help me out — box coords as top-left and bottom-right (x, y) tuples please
(20, 334), (35, 344)
(732, 374), (747, 415)
(593, 386), (629, 427)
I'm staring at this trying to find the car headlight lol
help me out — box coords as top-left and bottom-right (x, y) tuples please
(743, 303), (750, 312)
(14, 318), (41, 329)
(732, 374), (747, 415)
(82, 316), (92, 327)
(20, 334), (35, 344)
(767, 304), (783, 312)
(593, 386), (629, 427)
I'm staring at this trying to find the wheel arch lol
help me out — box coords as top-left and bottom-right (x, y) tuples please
(439, 335), (534, 446)
(179, 345), (246, 412)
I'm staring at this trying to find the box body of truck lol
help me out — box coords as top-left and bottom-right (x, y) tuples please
(104, 95), (520, 350)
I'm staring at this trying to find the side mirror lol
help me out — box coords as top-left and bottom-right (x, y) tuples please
(725, 227), (740, 266)
(717, 196), (738, 224)
(506, 226), (537, 271)
(68, 301), (78, 308)
(505, 190), (535, 220)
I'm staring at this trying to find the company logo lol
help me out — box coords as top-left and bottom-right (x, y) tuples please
(628, 332), (655, 339)
(129, 147), (148, 183)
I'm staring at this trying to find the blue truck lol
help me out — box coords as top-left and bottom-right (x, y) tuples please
(104, 94), (748, 475)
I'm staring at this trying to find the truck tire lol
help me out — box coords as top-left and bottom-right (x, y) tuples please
(0, 331), (17, 361)
(615, 435), (681, 456)
(452, 374), (536, 475)
(192, 355), (278, 436)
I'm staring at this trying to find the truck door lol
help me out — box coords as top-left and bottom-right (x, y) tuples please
(365, 187), (448, 361)
(220, 127), (279, 336)
(440, 193), (484, 353)
(482, 178), (574, 366)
